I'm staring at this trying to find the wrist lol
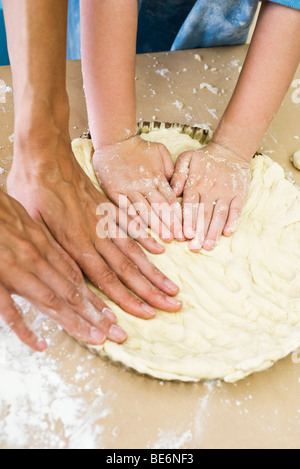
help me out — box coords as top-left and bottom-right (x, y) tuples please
(209, 140), (251, 164)
(205, 141), (251, 166)
(211, 131), (256, 163)
(90, 124), (138, 151)
(13, 91), (71, 159)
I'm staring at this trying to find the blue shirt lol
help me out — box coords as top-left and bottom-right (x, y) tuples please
(137, 0), (300, 53)
(2, 0), (299, 65)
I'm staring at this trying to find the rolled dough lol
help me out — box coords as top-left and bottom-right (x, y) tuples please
(72, 129), (300, 383)
(291, 150), (300, 171)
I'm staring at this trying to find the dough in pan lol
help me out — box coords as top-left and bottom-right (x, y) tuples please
(72, 129), (300, 383)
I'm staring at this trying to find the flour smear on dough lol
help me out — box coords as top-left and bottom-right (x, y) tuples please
(72, 128), (300, 383)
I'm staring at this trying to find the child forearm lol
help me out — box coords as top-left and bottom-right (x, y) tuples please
(80, 0), (138, 149)
(212, 2), (300, 161)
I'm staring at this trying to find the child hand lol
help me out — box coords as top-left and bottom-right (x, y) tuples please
(93, 136), (185, 243)
(171, 142), (251, 252)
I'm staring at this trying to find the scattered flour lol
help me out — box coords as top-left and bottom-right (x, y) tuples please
(0, 297), (111, 449)
(155, 69), (170, 80)
(147, 381), (217, 449)
(173, 100), (184, 111)
(206, 107), (218, 120)
(199, 83), (219, 95)
(0, 80), (12, 104)
(150, 428), (193, 450)
(230, 59), (240, 68)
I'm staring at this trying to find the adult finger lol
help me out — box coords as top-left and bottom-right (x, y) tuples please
(84, 287), (127, 344)
(43, 237), (126, 342)
(9, 270), (106, 346)
(97, 234), (182, 312)
(0, 284), (47, 352)
(110, 236), (182, 312)
(80, 241), (157, 320)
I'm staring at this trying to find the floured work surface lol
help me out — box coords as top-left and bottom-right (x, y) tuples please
(0, 47), (300, 449)
(73, 128), (300, 384)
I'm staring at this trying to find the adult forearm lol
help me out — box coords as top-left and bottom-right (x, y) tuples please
(2, 0), (70, 150)
(213, 2), (300, 161)
(80, 0), (138, 149)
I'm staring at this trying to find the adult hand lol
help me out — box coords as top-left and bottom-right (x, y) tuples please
(93, 136), (185, 242)
(8, 138), (182, 322)
(0, 190), (126, 351)
(171, 142), (251, 252)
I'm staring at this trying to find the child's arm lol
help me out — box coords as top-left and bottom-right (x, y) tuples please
(80, 0), (184, 243)
(171, 1), (300, 252)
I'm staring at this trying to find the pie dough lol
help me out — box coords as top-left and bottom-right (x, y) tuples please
(291, 150), (300, 171)
(72, 129), (300, 383)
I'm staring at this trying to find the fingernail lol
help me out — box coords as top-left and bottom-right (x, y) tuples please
(203, 240), (216, 250)
(225, 222), (238, 235)
(102, 308), (117, 323)
(173, 225), (185, 242)
(184, 228), (195, 240)
(91, 327), (106, 343)
(164, 279), (179, 293)
(109, 324), (127, 342)
(166, 296), (182, 307)
(189, 238), (203, 252)
(142, 304), (156, 317)
(176, 233), (186, 242)
(36, 338), (48, 351)
(162, 234), (174, 243)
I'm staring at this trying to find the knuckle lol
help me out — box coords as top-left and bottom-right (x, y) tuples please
(41, 289), (60, 309)
(30, 225), (49, 246)
(68, 268), (83, 286)
(178, 150), (189, 160)
(21, 240), (41, 263)
(61, 259), (82, 285)
(126, 238), (143, 256)
(3, 304), (19, 328)
(65, 284), (81, 305)
(0, 248), (15, 267)
(19, 325), (34, 343)
(119, 258), (137, 277)
(100, 267), (118, 285)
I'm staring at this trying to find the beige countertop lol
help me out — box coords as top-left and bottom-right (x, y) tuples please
(0, 45), (300, 449)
